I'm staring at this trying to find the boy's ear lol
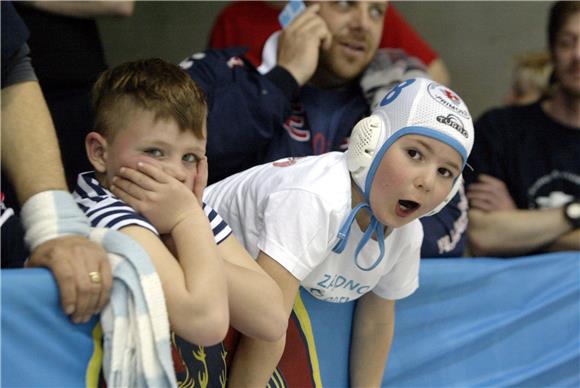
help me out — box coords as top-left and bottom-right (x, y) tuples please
(85, 132), (108, 173)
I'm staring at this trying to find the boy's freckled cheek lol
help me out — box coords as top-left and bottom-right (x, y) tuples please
(122, 155), (162, 171)
(438, 184), (453, 202)
(111, 155), (159, 176)
(135, 155), (159, 166)
(377, 169), (404, 189)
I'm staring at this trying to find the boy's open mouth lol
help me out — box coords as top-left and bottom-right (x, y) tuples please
(396, 199), (420, 217)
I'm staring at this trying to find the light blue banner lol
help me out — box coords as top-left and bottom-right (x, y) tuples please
(2, 252), (579, 387)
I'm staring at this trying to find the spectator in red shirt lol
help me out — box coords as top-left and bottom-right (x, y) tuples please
(209, 1), (450, 84)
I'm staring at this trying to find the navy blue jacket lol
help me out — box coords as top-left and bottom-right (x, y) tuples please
(1, 1), (29, 88)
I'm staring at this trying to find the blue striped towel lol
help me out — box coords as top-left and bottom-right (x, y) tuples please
(90, 228), (177, 387)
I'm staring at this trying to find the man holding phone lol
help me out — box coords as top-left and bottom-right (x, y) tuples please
(182, 1), (411, 184)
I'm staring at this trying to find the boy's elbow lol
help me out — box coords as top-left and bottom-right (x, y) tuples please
(197, 324), (229, 347)
(200, 303), (230, 346)
(261, 309), (289, 342)
(202, 309), (230, 346)
(273, 310), (289, 341)
(173, 301), (229, 346)
(260, 285), (289, 342)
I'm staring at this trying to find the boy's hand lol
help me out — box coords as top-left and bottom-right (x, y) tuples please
(110, 163), (200, 234)
(193, 157), (208, 205)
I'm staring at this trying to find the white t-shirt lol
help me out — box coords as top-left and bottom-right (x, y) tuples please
(204, 152), (421, 303)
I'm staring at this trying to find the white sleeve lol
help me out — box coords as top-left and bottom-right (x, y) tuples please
(257, 189), (332, 281)
(372, 223), (423, 300)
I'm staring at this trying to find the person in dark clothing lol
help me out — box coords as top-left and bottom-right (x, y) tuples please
(1, 1), (112, 324)
(13, 1), (134, 189)
(466, 1), (580, 257)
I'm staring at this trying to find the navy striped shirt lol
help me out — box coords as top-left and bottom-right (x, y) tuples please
(73, 172), (231, 243)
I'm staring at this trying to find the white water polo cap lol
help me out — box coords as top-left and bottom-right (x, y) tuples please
(346, 77), (474, 213)
(333, 78), (473, 271)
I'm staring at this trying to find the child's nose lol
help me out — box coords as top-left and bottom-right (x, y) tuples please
(414, 171), (436, 192)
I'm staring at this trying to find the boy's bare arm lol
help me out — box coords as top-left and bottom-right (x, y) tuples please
(218, 236), (287, 342)
(228, 251), (300, 387)
(350, 294), (395, 387)
(120, 219), (228, 346)
(112, 163), (229, 346)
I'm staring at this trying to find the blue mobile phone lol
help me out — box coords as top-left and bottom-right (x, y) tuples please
(278, 0), (306, 28)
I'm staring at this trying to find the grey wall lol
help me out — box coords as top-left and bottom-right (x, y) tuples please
(393, 1), (552, 118)
(98, 1), (553, 119)
(98, 1), (228, 65)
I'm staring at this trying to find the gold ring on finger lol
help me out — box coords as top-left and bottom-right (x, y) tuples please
(88, 271), (102, 284)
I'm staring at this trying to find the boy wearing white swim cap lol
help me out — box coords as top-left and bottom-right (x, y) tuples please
(204, 77), (475, 387)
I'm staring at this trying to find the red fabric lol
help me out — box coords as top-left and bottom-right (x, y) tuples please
(209, 1), (279, 66)
(209, 1), (438, 67)
(381, 5), (438, 65)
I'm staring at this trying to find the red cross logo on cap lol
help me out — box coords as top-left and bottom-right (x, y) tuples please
(444, 89), (460, 104)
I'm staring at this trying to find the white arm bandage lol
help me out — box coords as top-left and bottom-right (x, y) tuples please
(20, 190), (91, 250)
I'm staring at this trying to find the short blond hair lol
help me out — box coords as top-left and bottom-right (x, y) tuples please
(92, 58), (207, 139)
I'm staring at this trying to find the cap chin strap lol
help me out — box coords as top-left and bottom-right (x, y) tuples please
(331, 129), (400, 272)
(331, 199), (386, 272)
(334, 126), (467, 271)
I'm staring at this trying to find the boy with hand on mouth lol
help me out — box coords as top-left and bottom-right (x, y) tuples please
(74, 58), (286, 384)
(202, 77), (475, 387)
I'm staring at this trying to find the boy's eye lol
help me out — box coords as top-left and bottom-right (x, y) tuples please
(183, 153), (197, 163)
(407, 149), (422, 160)
(144, 148), (163, 157)
(438, 168), (453, 179)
